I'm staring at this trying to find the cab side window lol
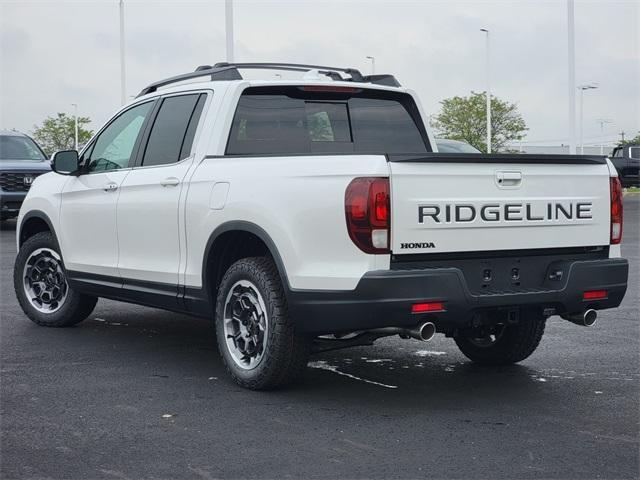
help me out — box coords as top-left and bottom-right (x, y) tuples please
(141, 93), (205, 167)
(83, 101), (153, 173)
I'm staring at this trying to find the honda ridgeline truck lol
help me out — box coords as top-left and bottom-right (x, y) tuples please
(14, 63), (628, 389)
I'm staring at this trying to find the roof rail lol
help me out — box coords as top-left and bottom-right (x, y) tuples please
(213, 62), (366, 81)
(137, 65), (242, 97)
(136, 62), (401, 97)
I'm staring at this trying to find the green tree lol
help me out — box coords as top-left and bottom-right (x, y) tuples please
(618, 133), (640, 147)
(432, 92), (528, 153)
(32, 113), (93, 154)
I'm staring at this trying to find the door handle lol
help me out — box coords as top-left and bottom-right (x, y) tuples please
(496, 171), (522, 187)
(160, 177), (180, 187)
(104, 182), (118, 192)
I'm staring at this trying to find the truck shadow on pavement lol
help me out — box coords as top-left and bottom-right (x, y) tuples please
(5, 296), (550, 411)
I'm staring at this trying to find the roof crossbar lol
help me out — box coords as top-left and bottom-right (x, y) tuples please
(136, 62), (401, 97)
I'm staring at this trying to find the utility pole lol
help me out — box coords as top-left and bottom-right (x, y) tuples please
(619, 131), (626, 143)
(578, 84), (598, 154)
(71, 103), (78, 151)
(366, 56), (376, 75)
(596, 118), (613, 154)
(225, 0), (235, 62)
(480, 29), (491, 153)
(567, 0), (576, 154)
(119, 0), (126, 105)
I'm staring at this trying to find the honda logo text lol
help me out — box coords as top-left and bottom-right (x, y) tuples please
(401, 242), (436, 249)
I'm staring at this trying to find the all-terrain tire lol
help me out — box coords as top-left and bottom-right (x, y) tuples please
(14, 231), (97, 327)
(454, 316), (546, 365)
(215, 256), (310, 390)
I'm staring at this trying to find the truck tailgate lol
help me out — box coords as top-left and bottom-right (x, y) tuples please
(388, 154), (611, 254)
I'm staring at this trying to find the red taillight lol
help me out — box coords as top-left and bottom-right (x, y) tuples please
(345, 177), (390, 254)
(411, 302), (445, 314)
(610, 177), (623, 245)
(583, 290), (607, 300)
(374, 191), (389, 222)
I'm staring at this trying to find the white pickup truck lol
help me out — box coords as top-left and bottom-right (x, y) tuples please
(14, 63), (628, 389)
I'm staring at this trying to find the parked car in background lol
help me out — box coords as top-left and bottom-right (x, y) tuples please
(435, 138), (481, 153)
(610, 144), (639, 187)
(0, 131), (50, 221)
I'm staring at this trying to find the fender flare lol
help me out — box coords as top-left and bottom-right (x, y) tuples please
(18, 210), (59, 248)
(202, 220), (291, 293)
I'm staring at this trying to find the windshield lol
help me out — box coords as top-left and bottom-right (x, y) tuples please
(0, 135), (46, 160)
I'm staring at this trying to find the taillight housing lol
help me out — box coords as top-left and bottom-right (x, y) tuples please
(610, 176), (623, 245)
(345, 177), (390, 254)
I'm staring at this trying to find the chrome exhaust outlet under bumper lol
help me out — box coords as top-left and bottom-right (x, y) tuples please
(562, 309), (597, 327)
(412, 322), (437, 342)
(371, 322), (436, 342)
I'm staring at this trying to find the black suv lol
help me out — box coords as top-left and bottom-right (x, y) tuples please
(610, 144), (639, 187)
(0, 131), (51, 221)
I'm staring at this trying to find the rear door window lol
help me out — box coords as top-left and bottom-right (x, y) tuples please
(141, 93), (204, 167)
(226, 86), (429, 155)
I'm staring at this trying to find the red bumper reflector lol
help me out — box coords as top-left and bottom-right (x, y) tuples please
(583, 290), (607, 300)
(411, 302), (445, 314)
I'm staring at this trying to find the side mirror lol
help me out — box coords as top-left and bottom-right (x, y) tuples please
(51, 150), (79, 175)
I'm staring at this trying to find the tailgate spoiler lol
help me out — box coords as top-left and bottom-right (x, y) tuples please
(388, 153), (607, 165)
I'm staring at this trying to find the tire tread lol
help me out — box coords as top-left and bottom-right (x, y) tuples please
(215, 256), (310, 390)
(454, 317), (546, 365)
(13, 232), (97, 327)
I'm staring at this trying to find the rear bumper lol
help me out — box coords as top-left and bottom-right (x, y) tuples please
(289, 258), (629, 334)
(0, 191), (26, 218)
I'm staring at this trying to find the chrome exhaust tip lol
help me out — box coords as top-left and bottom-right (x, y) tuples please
(583, 309), (597, 327)
(413, 322), (436, 342)
(368, 322), (437, 342)
(562, 309), (597, 327)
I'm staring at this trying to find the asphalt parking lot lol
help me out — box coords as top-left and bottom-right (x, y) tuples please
(1, 197), (638, 480)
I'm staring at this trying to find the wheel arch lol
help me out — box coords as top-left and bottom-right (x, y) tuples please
(19, 210), (59, 248)
(202, 221), (291, 301)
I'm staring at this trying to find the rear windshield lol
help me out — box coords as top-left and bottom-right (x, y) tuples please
(226, 86), (429, 155)
(0, 135), (46, 160)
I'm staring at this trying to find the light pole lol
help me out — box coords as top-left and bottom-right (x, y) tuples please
(567, 0), (576, 154)
(596, 118), (613, 154)
(480, 28), (491, 153)
(578, 83), (598, 154)
(71, 103), (78, 151)
(225, 0), (234, 62)
(119, 0), (126, 105)
(366, 56), (375, 75)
